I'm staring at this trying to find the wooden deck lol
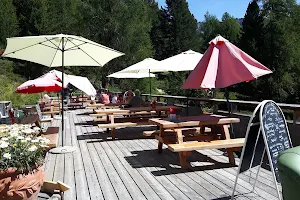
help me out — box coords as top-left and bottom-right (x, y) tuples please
(43, 109), (281, 200)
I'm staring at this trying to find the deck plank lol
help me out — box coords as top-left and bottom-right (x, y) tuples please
(202, 149), (280, 199)
(109, 140), (176, 200)
(75, 115), (104, 200)
(72, 112), (92, 200)
(136, 136), (246, 200)
(63, 111), (77, 200)
(80, 117), (133, 200)
(42, 109), (282, 200)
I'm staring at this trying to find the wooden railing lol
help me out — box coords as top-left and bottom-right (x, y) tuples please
(141, 94), (300, 125)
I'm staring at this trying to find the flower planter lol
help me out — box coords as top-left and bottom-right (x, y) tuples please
(0, 167), (44, 200)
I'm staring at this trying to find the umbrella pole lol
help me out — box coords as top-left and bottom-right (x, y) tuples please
(49, 36), (76, 154)
(224, 88), (235, 137)
(149, 69), (152, 99)
(61, 37), (65, 147)
(223, 88), (238, 158)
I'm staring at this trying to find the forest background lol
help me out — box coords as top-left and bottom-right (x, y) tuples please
(1, 0), (300, 106)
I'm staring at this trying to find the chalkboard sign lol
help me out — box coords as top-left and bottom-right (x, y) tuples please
(239, 102), (265, 173)
(261, 101), (292, 182)
(233, 100), (292, 200)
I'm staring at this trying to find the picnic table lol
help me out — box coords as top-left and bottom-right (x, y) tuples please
(94, 106), (180, 139)
(87, 103), (127, 109)
(149, 114), (244, 169)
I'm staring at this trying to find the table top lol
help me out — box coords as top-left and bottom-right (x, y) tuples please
(95, 106), (180, 115)
(149, 114), (240, 129)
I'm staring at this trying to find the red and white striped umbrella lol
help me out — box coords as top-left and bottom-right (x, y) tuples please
(182, 35), (272, 89)
(16, 77), (62, 94)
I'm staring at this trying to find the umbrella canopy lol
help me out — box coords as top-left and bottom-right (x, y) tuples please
(182, 36), (272, 89)
(40, 70), (96, 95)
(2, 34), (124, 152)
(40, 69), (69, 87)
(16, 77), (62, 94)
(150, 50), (203, 72)
(118, 58), (160, 73)
(67, 75), (96, 96)
(2, 34), (124, 67)
(107, 71), (155, 78)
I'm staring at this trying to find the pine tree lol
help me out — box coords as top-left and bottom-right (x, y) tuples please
(261, 0), (298, 102)
(235, 0), (264, 99)
(200, 12), (221, 50)
(166, 0), (202, 54)
(239, 0), (264, 61)
(0, 0), (19, 48)
(220, 12), (241, 44)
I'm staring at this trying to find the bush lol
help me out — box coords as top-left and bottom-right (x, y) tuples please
(0, 60), (39, 107)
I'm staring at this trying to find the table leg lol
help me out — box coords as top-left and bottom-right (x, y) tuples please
(158, 127), (164, 153)
(179, 151), (191, 169)
(110, 115), (115, 139)
(221, 125), (235, 165)
(106, 115), (109, 133)
(111, 128), (115, 140)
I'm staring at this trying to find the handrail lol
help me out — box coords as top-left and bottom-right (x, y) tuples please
(141, 93), (300, 124)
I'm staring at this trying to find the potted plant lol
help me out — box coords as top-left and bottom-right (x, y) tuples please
(0, 124), (49, 200)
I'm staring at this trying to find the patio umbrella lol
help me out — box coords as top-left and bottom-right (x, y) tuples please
(2, 34), (124, 153)
(41, 70), (97, 96)
(115, 58), (159, 94)
(182, 36), (272, 89)
(149, 50), (203, 72)
(40, 69), (69, 88)
(16, 77), (62, 94)
(182, 35), (272, 136)
(107, 71), (155, 78)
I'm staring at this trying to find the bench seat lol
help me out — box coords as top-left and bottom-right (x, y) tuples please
(168, 138), (245, 152)
(98, 122), (138, 129)
(143, 127), (212, 137)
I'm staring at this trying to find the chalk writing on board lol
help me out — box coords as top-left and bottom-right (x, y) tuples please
(262, 101), (291, 182)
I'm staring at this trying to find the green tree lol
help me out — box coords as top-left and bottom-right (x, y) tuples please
(239, 0), (264, 61)
(235, 0), (265, 99)
(219, 12), (241, 44)
(200, 12), (221, 50)
(166, 0), (202, 53)
(0, 0), (19, 48)
(260, 0), (298, 102)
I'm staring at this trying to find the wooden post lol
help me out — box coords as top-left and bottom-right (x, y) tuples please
(158, 126), (164, 153)
(221, 125), (235, 165)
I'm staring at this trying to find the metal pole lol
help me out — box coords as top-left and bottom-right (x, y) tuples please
(61, 37), (65, 147)
(149, 69), (152, 98)
(225, 88), (235, 138)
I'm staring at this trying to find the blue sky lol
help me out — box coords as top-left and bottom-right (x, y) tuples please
(156, 0), (300, 22)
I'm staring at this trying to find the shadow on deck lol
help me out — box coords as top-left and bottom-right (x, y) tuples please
(43, 109), (281, 200)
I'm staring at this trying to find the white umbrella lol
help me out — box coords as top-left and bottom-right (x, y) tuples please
(2, 34), (124, 153)
(118, 58), (160, 73)
(67, 75), (96, 96)
(119, 50), (203, 74)
(40, 70), (96, 96)
(150, 50), (203, 72)
(107, 72), (155, 78)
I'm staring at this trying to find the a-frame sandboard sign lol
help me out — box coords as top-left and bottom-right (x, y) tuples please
(231, 100), (292, 200)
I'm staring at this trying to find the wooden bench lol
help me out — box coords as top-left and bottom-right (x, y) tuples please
(143, 127), (212, 137)
(67, 103), (84, 109)
(168, 138), (245, 169)
(98, 122), (138, 139)
(168, 138), (245, 152)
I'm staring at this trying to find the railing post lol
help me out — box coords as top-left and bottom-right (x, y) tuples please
(186, 97), (189, 116)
